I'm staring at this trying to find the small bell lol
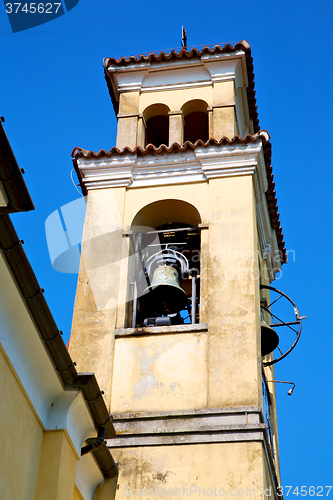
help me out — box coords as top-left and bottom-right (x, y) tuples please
(143, 265), (188, 314)
(261, 311), (279, 356)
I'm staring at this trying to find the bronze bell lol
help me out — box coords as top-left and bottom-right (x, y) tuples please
(143, 265), (188, 314)
(261, 311), (279, 356)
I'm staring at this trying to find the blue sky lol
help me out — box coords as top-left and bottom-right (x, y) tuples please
(1, 0), (332, 491)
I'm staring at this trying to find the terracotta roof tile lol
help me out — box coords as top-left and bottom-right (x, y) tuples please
(72, 132), (286, 264)
(72, 133), (264, 159)
(104, 41), (248, 67)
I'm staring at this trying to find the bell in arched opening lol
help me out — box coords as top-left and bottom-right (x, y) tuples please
(143, 265), (188, 315)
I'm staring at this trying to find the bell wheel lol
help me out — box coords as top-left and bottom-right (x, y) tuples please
(260, 285), (305, 366)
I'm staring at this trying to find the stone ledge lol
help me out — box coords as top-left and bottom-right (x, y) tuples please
(111, 406), (262, 420)
(106, 428), (266, 448)
(106, 407), (266, 448)
(111, 407), (263, 436)
(115, 323), (208, 338)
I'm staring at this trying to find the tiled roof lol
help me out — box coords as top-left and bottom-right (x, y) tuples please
(103, 41), (259, 133)
(72, 132), (286, 264)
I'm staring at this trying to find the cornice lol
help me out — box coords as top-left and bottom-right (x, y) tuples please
(76, 154), (136, 190)
(110, 52), (245, 97)
(105, 407), (266, 448)
(73, 133), (286, 264)
(75, 138), (265, 191)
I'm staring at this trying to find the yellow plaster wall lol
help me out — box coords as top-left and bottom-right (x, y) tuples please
(211, 106), (237, 140)
(70, 183), (210, 410)
(116, 80), (238, 148)
(71, 173), (262, 412)
(93, 476), (118, 500)
(119, 92), (140, 115)
(0, 346), (44, 500)
(111, 332), (207, 414)
(110, 442), (265, 499)
(35, 430), (77, 500)
(73, 486), (84, 500)
(137, 81), (235, 115)
(263, 450), (277, 499)
(116, 116), (138, 149)
(205, 175), (260, 407)
(168, 112), (184, 145)
(70, 187), (126, 410)
(123, 183), (209, 228)
(138, 87), (213, 115)
(213, 81), (235, 106)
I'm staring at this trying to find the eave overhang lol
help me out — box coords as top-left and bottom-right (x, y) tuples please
(0, 118), (34, 214)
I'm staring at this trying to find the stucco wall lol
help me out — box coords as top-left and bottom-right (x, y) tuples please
(0, 346), (44, 500)
(116, 80), (239, 149)
(71, 173), (262, 412)
(110, 442), (266, 499)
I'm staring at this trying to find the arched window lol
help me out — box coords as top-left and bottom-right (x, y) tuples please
(182, 99), (209, 143)
(128, 200), (202, 328)
(143, 104), (170, 147)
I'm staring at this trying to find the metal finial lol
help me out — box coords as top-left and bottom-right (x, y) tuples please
(181, 26), (187, 50)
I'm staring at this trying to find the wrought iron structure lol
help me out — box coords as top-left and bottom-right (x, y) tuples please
(260, 285), (306, 366)
(131, 225), (201, 328)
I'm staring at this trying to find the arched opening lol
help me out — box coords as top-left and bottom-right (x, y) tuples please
(128, 200), (202, 328)
(132, 199), (201, 228)
(182, 99), (209, 144)
(143, 104), (170, 147)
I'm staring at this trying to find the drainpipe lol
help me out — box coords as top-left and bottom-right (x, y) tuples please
(81, 427), (106, 456)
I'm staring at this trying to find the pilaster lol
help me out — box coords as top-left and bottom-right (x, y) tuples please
(35, 431), (77, 500)
(168, 110), (184, 145)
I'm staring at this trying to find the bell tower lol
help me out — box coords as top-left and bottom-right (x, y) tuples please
(70, 41), (289, 498)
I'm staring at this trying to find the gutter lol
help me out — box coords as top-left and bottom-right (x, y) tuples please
(0, 118), (34, 214)
(0, 213), (117, 478)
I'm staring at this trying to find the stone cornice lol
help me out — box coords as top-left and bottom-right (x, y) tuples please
(75, 137), (268, 190)
(109, 52), (246, 97)
(76, 154), (136, 190)
(106, 405), (281, 493)
(75, 139), (281, 275)
(106, 406), (267, 448)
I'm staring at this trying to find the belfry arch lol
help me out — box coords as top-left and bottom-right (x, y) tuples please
(129, 199), (202, 328)
(131, 198), (201, 228)
(182, 99), (209, 143)
(143, 103), (170, 147)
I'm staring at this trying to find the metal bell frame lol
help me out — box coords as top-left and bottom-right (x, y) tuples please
(144, 248), (198, 324)
(260, 284), (306, 366)
(131, 227), (201, 328)
(145, 248), (189, 278)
